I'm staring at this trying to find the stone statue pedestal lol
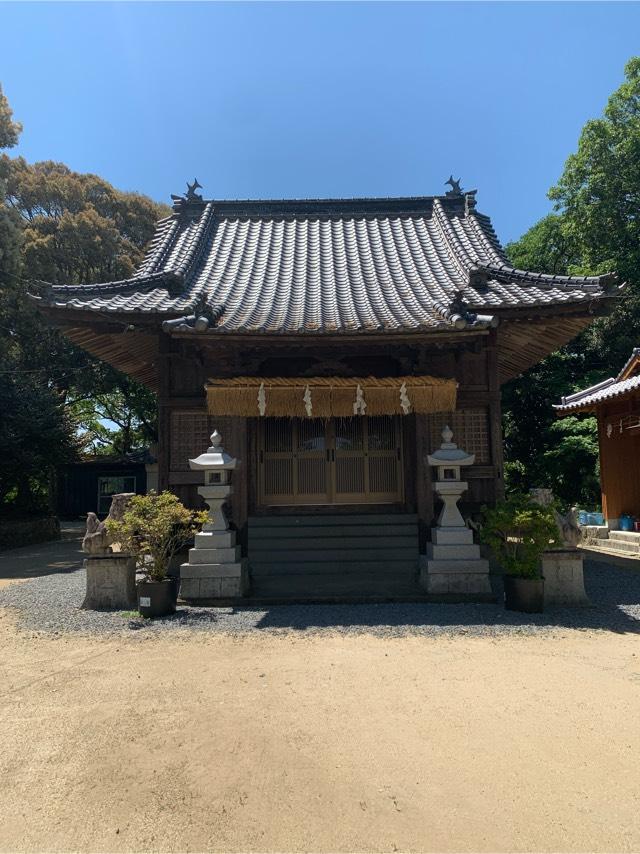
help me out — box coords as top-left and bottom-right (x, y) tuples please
(542, 549), (590, 606)
(82, 554), (136, 610)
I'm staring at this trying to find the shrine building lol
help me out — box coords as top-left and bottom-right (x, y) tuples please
(32, 180), (619, 598)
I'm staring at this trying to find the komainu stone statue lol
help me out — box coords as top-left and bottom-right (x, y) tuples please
(529, 488), (589, 606)
(82, 493), (134, 555)
(81, 493), (137, 610)
(529, 488), (581, 549)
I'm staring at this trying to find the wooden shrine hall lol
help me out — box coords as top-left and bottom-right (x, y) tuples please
(32, 179), (619, 598)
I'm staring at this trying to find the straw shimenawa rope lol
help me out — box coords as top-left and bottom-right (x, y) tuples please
(206, 375), (457, 417)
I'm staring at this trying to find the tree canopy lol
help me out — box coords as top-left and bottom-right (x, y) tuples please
(0, 84), (168, 513)
(502, 57), (640, 508)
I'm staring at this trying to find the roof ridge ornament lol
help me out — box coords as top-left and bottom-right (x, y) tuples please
(171, 178), (204, 206)
(445, 175), (463, 197)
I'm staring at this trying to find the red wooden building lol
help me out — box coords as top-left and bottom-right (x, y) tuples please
(32, 181), (618, 597)
(556, 348), (640, 528)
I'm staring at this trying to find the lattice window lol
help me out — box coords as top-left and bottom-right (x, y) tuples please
(170, 411), (211, 471)
(425, 409), (490, 464)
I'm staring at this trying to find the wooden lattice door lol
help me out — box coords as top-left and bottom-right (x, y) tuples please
(260, 418), (330, 505)
(258, 417), (403, 507)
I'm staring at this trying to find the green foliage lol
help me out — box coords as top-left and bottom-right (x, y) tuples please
(480, 495), (559, 579)
(0, 83), (169, 509)
(106, 492), (208, 582)
(502, 57), (640, 507)
(0, 373), (79, 512)
(505, 214), (580, 276)
(541, 417), (600, 507)
(549, 55), (640, 370)
(0, 84), (21, 149)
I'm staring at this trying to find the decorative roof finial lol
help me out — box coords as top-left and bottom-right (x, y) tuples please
(186, 178), (203, 201)
(171, 178), (203, 205)
(445, 175), (463, 197)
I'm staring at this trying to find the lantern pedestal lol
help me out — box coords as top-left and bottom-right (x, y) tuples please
(180, 431), (249, 601)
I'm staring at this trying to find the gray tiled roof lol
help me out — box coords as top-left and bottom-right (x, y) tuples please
(555, 348), (640, 412)
(32, 192), (617, 336)
(555, 376), (640, 412)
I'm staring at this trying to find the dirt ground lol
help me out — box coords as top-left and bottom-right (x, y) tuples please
(1, 607), (640, 853)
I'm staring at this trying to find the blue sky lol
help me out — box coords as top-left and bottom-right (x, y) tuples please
(2, 1), (639, 243)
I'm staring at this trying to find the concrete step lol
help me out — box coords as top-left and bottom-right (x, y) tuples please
(608, 530), (640, 544)
(586, 539), (640, 555)
(250, 560), (418, 577)
(582, 525), (609, 540)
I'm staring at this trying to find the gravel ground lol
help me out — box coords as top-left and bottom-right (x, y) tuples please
(1, 556), (639, 637)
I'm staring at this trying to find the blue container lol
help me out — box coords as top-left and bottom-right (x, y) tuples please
(587, 512), (605, 525)
(619, 514), (634, 532)
(578, 510), (589, 526)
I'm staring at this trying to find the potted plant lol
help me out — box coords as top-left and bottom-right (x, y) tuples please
(106, 491), (207, 618)
(480, 495), (558, 613)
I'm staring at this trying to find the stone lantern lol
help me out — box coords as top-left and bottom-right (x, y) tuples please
(427, 425), (475, 528)
(419, 426), (491, 598)
(180, 430), (249, 600)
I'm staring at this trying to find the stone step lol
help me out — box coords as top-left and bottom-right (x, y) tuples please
(420, 557), (490, 574)
(181, 562), (245, 578)
(250, 572), (421, 599)
(248, 535), (418, 551)
(249, 547), (417, 564)
(189, 546), (241, 564)
(250, 560), (418, 577)
(195, 531), (236, 548)
(426, 543), (481, 560)
(250, 524), (417, 539)
(248, 514), (418, 528)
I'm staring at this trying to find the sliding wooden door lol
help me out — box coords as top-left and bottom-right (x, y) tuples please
(258, 416), (403, 507)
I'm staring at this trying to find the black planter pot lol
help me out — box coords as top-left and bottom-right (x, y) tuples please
(137, 579), (176, 618)
(504, 575), (545, 614)
(168, 575), (180, 606)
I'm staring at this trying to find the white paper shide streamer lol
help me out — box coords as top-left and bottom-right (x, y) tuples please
(303, 384), (313, 417)
(257, 382), (266, 416)
(353, 384), (367, 415)
(399, 382), (412, 415)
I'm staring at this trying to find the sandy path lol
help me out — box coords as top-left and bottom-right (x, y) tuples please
(1, 610), (640, 853)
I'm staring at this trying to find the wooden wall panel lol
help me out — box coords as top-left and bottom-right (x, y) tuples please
(599, 409), (640, 521)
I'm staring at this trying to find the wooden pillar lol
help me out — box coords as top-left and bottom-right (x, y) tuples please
(487, 330), (504, 502)
(157, 335), (171, 493)
(414, 414), (433, 551)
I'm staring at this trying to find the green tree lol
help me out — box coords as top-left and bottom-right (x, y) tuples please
(0, 83), (169, 512)
(501, 57), (640, 508)
(549, 55), (640, 371)
(0, 86), (78, 512)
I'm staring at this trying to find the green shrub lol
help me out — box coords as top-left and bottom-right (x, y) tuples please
(480, 494), (558, 579)
(106, 491), (207, 581)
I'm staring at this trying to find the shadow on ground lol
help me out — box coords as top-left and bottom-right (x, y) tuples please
(2, 541), (640, 637)
(0, 538), (84, 581)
